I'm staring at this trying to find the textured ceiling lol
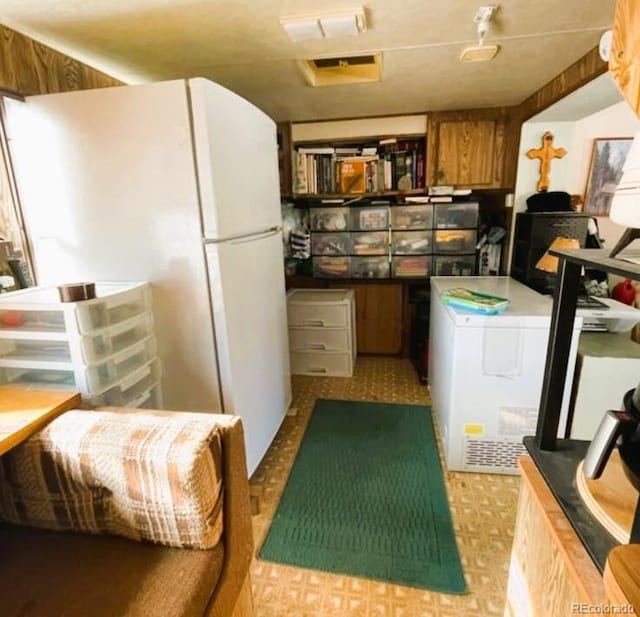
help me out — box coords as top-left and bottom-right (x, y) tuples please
(1, 0), (617, 122)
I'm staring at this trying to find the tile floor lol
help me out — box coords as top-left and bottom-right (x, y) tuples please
(249, 356), (520, 617)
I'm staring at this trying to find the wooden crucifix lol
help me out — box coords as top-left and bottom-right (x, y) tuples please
(526, 131), (567, 192)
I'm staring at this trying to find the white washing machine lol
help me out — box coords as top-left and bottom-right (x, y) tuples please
(429, 276), (582, 474)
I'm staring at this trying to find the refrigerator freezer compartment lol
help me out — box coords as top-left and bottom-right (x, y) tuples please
(350, 206), (389, 231)
(434, 229), (477, 253)
(434, 254), (477, 276)
(391, 256), (432, 278)
(434, 202), (479, 229)
(311, 232), (351, 256)
(351, 232), (389, 256)
(391, 230), (432, 255)
(290, 351), (353, 377)
(351, 256), (390, 279)
(390, 205), (433, 230)
(313, 256), (351, 278)
(309, 207), (349, 231)
(85, 359), (162, 407)
(289, 328), (351, 353)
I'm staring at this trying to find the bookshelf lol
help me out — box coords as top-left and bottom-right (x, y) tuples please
(292, 135), (427, 197)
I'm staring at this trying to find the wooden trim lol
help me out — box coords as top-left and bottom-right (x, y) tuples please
(229, 573), (255, 617)
(0, 24), (123, 96)
(516, 46), (608, 123)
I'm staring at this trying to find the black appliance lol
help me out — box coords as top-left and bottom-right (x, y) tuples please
(510, 212), (590, 294)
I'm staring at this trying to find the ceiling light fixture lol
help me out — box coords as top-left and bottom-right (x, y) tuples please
(281, 8), (367, 42)
(460, 5), (500, 63)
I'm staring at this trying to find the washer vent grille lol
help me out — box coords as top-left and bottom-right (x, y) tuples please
(464, 438), (526, 474)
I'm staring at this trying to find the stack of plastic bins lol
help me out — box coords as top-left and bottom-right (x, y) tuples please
(433, 202), (479, 276)
(390, 204), (433, 278)
(0, 282), (162, 409)
(350, 203), (390, 278)
(309, 206), (352, 278)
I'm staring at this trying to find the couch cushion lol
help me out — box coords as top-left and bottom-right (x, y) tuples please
(0, 522), (224, 617)
(0, 410), (224, 549)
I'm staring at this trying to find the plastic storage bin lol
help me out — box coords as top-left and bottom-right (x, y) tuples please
(391, 256), (432, 278)
(311, 232), (351, 255)
(351, 256), (390, 279)
(350, 206), (389, 231)
(85, 358), (162, 407)
(434, 230), (477, 253)
(312, 256), (351, 278)
(0, 282), (151, 335)
(309, 207), (349, 231)
(391, 231), (432, 255)
(351, 231), (388, 255)
(390, 205), (433, 230)
(434, 202), (479, 229)
(434, 254), (477, 276)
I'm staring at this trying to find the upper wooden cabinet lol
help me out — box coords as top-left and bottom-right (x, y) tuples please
(610, 0), (640, 118)
(276, 122), (293, 198)
(427, 108), (516, 189)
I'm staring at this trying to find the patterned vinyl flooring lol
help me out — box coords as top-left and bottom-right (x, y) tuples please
(248, 356), (520, 617)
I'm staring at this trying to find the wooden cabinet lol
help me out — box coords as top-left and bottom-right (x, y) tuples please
(427, 108), (516, 189)
(276, 122), (293, 198)
(610, 0), (640, 119)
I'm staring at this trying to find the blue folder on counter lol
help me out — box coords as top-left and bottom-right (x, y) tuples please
(440, 288), (510, 315)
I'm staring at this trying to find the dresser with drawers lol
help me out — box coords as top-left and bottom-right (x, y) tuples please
(286, 289), (356, 377)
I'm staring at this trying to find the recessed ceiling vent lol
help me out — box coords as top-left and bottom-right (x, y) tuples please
(298, 53), (382, 87)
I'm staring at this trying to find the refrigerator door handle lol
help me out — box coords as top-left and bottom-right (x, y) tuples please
(204, 226), (281, 246)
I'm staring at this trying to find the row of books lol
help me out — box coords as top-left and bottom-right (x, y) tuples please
(294, 142), (425, 195)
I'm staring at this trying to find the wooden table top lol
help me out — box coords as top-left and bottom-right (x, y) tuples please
(0, 386), (81, 455)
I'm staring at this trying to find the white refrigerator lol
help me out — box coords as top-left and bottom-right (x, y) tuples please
(5, 78), (292, 476)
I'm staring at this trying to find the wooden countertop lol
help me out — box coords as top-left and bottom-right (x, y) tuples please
(0, 386), (81, 455)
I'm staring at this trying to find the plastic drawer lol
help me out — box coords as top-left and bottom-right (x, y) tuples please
(434, 202), (479, 229)
(390, 205), (433, 230)
(434, 254), (477, 276)
(351, 231), (389, 255)
(85, 358), (162, 406)
(74, 285), (151, 333)
(289, 328), (351, 353)
(351, 256), (390, 279)
(126, 381), (163, 409)
(0, 282), (151, 335)
(391, 230), (432, 255)
(350, 206), (389, 231)
(313, 256), (351, 278)
(287, 299), (349, 328)
(434, 230), (477, 253)
(391, 256), (432, 278)
(290, 351), (353, 377)
(0, 311), (155, 365)
(309, 207), (349, 231)
(311, 232), (351, 256)
(0, 366), (75, 389)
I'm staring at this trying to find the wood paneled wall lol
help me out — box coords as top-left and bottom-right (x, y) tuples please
(0, 25), (122, 96)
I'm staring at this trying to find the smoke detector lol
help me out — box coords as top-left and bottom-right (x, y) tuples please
(460, 5), (500, 63)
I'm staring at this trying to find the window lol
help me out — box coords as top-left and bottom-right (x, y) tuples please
(0, 94), (34, 290)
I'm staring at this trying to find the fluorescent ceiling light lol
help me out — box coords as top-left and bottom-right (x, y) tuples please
(281, 8), (366, 42)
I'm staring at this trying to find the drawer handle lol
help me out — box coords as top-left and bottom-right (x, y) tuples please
(308, 367), (327, 373)
(305, 343), (327, 350)
(303, 319), (326, 327)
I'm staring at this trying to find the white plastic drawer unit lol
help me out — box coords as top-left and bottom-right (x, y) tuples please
(286, 288), (357, 377)
(287, 290), (351, 328)
(0, 282), (151, 335)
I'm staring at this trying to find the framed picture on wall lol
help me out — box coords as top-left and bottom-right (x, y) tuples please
(583, 137), (633, 216)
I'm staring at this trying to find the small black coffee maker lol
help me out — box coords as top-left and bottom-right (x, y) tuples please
(583, 384), (640, 541)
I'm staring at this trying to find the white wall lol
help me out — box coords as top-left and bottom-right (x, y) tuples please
(508, 101), (640, 269)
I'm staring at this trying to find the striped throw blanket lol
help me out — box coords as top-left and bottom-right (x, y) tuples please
(0, 410), (225, 549)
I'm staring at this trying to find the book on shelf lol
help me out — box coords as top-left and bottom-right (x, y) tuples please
(298, 146), (336, 155)
(429, 195), (453, 203)
(440, 288), (510, 315)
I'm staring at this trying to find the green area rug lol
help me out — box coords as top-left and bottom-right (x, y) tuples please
(259, 399), (467, 593)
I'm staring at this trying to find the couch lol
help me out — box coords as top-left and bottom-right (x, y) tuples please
(0, 411), (255, 617)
